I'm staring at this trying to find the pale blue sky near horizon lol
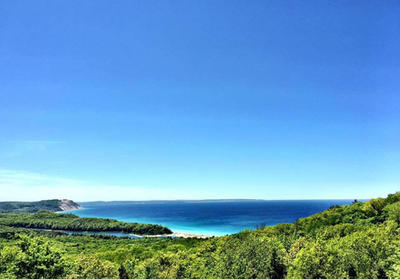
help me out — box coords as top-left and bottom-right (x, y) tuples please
(0, 1), (399, 201)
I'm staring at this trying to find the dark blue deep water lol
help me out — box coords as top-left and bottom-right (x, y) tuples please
(71, 200), (354, 236)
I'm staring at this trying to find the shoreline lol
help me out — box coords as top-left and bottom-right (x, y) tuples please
(32, 228), (215, 239)
(60, 210), (216, 238)
(144, 231), (214, 239)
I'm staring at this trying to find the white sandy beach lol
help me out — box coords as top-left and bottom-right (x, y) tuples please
(140, 231), (213, 239)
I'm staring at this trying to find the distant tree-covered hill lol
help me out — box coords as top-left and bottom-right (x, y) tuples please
(0, 199), (82, 213)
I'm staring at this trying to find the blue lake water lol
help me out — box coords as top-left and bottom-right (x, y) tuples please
(70, 200), (354, 236)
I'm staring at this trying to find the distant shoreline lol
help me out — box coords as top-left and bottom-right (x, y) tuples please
(78, 198), (360, 203)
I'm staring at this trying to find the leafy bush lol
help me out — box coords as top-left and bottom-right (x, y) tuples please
(0, 234), (68, 278)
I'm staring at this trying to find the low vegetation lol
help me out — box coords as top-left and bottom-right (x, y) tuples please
(0, 192), (400, 278)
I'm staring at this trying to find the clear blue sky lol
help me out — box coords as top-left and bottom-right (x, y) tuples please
(1, 1), (399, 201)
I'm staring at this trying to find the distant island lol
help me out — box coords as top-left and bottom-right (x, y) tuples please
(0, 199), (82, 213)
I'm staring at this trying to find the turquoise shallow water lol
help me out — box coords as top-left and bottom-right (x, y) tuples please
(70, 200), (354, 236)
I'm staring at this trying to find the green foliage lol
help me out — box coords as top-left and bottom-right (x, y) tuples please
(0, 210), (172, 235)
(210, 233), (286, 279)
(68, 255), (119, 279)
(287, 223), (398, 279)
(362, 198), (386, 218)
(0, 234), (68, 279)
(384, 201), (400, 224)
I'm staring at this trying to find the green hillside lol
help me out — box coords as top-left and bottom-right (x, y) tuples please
(0, 192), (400, 278)
(0, 199), (81, 213)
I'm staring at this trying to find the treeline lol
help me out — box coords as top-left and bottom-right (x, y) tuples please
(0, 210), (172, 235)
(0, 192), (400, 278)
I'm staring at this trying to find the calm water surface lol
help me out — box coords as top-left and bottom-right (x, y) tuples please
(70, 200), (354, 236)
